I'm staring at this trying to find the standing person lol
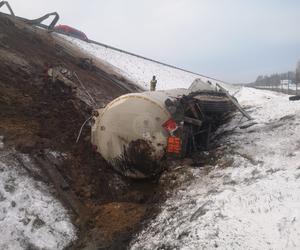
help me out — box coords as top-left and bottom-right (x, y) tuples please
(150, 75), (157, 91)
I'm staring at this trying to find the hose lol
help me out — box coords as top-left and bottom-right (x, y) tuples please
(75, 116), (92, 143)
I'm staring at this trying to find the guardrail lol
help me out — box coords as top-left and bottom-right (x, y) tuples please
(254, 85), (299, 95)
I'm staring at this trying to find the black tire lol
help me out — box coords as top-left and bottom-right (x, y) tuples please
(289, 95), (300, 101)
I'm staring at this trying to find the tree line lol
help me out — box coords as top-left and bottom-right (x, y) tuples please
(251, 61), (300, 86)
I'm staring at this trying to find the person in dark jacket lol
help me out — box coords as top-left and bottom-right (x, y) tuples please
(150, 75), (157, 91)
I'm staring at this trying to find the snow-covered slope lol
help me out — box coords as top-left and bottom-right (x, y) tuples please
(0, 146), (76, 250)
(130, 88), (300, 249)
(58, 35), (235, 92)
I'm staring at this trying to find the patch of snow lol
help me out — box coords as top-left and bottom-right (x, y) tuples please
(57, 35), (237, 93)
(130, 87), (300, 249)
(0, 148), (77, 250)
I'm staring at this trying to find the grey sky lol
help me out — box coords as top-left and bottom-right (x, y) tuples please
(4, 0), (300, 83)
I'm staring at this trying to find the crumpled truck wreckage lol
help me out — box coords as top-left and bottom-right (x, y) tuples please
(91, 80), (239, 178)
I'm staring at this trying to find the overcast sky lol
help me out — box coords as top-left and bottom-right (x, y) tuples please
(4, 0), (300, 83)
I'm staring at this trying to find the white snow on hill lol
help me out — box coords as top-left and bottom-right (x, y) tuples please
(0, 147), (77, 250)
(58, 35), (235, 92)
(130, 88), (300, 250)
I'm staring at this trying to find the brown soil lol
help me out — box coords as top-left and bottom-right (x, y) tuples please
(0, 15), (159, 249)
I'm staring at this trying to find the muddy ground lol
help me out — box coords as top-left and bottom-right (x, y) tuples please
(0, 15), (162, 249)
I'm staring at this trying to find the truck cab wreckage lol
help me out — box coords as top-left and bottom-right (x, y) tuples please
(91, 80), (245, 179)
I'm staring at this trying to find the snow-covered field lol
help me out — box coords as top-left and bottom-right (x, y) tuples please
(58, 35), (236, 92)
(0, 146), (77, 250)
(130, 87), (300, 250)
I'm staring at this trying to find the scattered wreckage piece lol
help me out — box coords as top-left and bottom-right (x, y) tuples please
(0, 1), (59, 30)
(45, 64), (98, 107)
(0, 1), (14, 16)
(216, 83), (252, 120)
(46, 65), (77, 92)
(24, 12), (59, 30)
(91, 79), (237, 179)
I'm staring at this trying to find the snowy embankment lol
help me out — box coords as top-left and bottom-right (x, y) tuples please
(130, 87), (300, 249)
(58, 35), (236, 92)
(0, 145), (76, 249)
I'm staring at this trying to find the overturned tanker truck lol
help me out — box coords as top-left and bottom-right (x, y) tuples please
(91, 79), (237, 178)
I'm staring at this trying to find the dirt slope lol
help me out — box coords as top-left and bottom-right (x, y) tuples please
(0, 15), (158, 249)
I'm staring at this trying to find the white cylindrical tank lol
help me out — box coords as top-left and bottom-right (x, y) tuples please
(91, 79), (216, 178)
(91, 89), (189, 178)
